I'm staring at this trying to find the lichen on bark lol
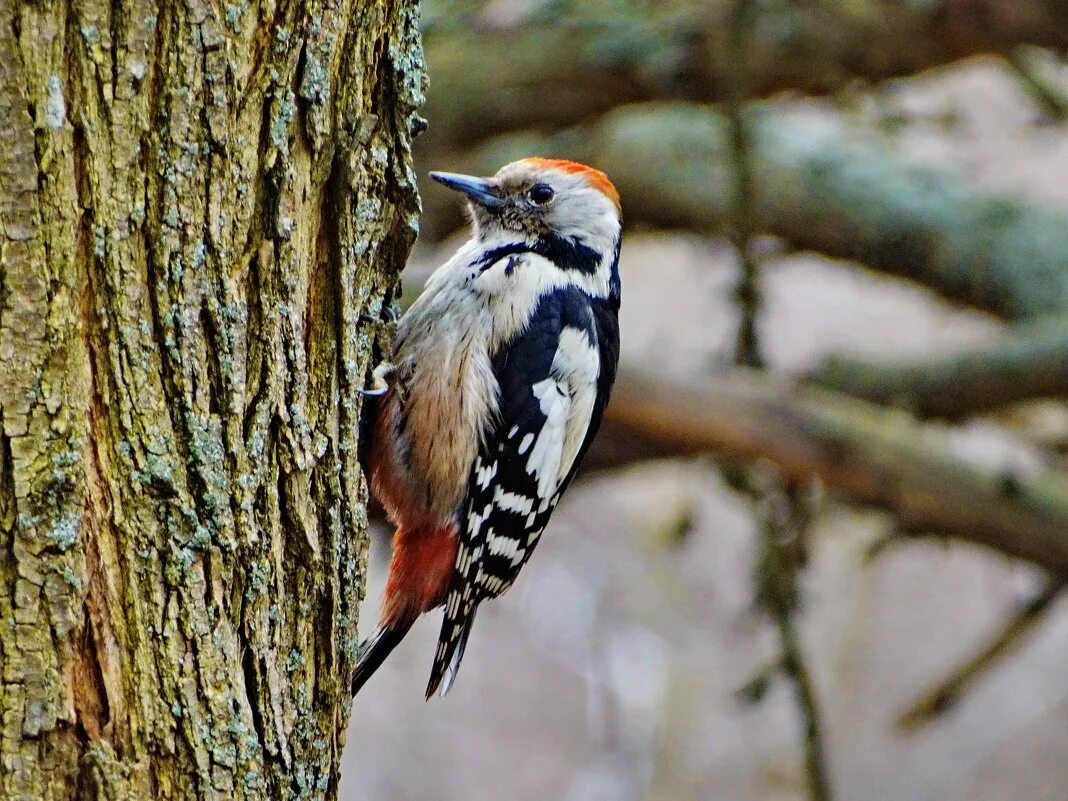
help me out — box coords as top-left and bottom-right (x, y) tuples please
(0, 0), (425, 798)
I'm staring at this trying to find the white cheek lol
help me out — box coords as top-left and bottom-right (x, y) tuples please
(550, 204), (618, 254)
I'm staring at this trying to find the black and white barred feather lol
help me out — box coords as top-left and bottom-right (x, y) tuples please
(426, 281), (619, 697)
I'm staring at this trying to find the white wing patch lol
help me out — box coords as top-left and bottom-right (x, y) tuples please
(552, 326), (600, 484)
(528, 378), (569, 501)
(522, 326), (600, 505)
(463, 323), (602, 607)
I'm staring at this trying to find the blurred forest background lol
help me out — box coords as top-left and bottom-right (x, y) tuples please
(345, 2), (1068, 800)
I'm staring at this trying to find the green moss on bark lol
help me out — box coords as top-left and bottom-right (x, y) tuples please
(0, 0), (424, 798)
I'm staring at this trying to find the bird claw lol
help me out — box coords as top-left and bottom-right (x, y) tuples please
(360, 304), (400, 359)
(359, 361), (394, 397)
(359, 302), (400, 329)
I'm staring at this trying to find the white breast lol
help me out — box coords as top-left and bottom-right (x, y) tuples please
(392, 248), (499, 519)
(391, 240), (603, 519)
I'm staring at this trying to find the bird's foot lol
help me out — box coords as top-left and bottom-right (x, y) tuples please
(359, 360), (394, 396)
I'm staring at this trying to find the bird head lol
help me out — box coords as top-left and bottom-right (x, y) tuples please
(430, 158), (622, 262)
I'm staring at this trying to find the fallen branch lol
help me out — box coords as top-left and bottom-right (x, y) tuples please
(585, 367), (1068, 572)
(422, 0), (1068, 150)
(808, 318), (1068, 419)
(896, 575), (1068, 731)
(423, 103), (1068, 322)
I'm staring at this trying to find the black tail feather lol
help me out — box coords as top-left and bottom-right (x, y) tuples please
(352, 623), (411, 696)
(425, 606), (478, 700)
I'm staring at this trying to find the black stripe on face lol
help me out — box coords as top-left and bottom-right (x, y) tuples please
(473, 232), (602, 274)
(533, 232), (601, 274)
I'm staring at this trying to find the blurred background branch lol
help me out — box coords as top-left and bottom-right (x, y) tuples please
(594, 369), (1068, 572)
(421, 0), (1068, 152)
(750, 473), (831, 801)
(725, 4), (830, 797)
(897, 574), (1068, 731)
(809, 317), (1068, 420)
(1008, 45), (1068, 122)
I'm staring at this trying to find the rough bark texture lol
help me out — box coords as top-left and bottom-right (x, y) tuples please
(420, 0), (1068, 152)
(0, 0), (424, 798)
(423, 103), (1068, 322)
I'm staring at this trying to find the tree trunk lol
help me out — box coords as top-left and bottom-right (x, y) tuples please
(0, 0), (424, 798)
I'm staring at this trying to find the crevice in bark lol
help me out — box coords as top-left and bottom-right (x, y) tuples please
(240, 629), (270, 759)
(0, 409), (14, 534)
(72, 603), (110, 744)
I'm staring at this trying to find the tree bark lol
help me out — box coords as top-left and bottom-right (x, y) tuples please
(420, 0), (1068, 152)
(0, 0), (424, 798)
(423, 103), (1068, 322)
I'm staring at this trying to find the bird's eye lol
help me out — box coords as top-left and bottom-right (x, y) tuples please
(527, 183), (555, 205)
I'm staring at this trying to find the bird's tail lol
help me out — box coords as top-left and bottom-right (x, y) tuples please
(354, 521), (459, 697)
(352, 622), (412, 696)
(425, 602), (478, 699)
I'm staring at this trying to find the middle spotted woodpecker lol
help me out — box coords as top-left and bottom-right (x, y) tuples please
(354, 158), (622, 699)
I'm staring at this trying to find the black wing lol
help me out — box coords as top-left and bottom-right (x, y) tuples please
(425, 285), (619, 697)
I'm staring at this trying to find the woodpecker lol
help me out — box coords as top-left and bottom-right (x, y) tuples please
(354, 158), (622, 699)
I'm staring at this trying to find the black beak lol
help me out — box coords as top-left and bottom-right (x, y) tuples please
(430, 171), (505, 210)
